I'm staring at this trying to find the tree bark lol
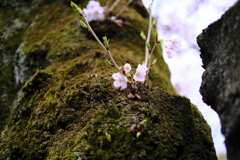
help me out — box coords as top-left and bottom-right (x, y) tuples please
(197, 2), (240, 160)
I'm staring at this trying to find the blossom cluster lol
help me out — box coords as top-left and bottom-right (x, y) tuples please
(71, 0), (154, 91)
(112, 64), (148, 90)
(82, 0), (123, 26)
(163, 39), (181, 58)
(83, 0), (105, 22)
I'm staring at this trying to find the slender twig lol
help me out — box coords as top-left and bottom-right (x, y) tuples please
(144, 0), (154, 67)
(148, 41), (157, 68)
(145, 39), (157, 83)
(115, 0), (134, 18)
(150, 42), (157, 56)
(109, 0), (121, 13)
(81, 13), (121, 71)
(106, 0), (112, 9)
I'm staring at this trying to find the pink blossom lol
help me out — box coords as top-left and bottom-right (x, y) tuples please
(164, 39), (181, 58)
(83, 0), (105, 22)
(133, 64), (148, 82)
(110, 16), (123, 27)
(124, 63), (131, 74)
(112, 72), (128, 90)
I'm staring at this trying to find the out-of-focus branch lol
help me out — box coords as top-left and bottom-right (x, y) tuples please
(144, 0), (154, 67)
(108, 0), (121, 13)
(115, 0), (134, 18)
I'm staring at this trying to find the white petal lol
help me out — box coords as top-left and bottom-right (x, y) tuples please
(136, 64), (148, 73)
(111, 16), (116, 20)
(112, 72), (121, 80)
(113, 81), (121, 88)
(123, 75), (128, 82)
(97, 13), (105, 21)
(87, 15), (93, 22)
(98, 7), (104, 14)
(87, 1), (100, 9)
(84, 1), (106, 22)
(133, 73), (145, 82)
(120, 82), (127, 90)
(83, 8), (88, 14)
(119, 74), (128, 82)
(84, 9), (94, 22)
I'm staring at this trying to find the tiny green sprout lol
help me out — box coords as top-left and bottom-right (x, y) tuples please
(136, 132), (141, 139)
(105, 132), (112, 142)
(146, 42), (151, 50)
(103, 36), (110, 48)
(141, 119), (148, 126)
(140, 31), (146, 40)
(106, 59), (112, 65)
(79, 20), (87, 28)
(152, 18), (157, 26)
(158, 39), (164, 44)
(140, 150), (147, 156)
(126, 73), (131, 78)
(152, 59), (157, 65)
(70, 1), (83, 14)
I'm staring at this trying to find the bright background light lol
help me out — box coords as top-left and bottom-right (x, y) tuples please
(142, 0), (237, 155)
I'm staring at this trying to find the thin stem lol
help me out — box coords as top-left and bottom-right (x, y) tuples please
(145, 40), (157, 83)
(106, 0), (112, 9)
(115, 0), (134, 18)
(109, 0), (121, 13)
(144, 0), (154, 67)
(148, 41), (157, 69)
(81, 13), (121, 71)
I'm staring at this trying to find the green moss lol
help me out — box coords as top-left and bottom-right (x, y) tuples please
(21, 0), (147, 60)
(0, 0), (216, 160)
(0, 47), (216, 160)
(14, 0), (174, 93)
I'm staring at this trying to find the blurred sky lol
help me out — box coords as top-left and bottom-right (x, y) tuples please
(142, 0), (237, 154)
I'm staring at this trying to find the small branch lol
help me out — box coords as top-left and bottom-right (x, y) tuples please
(115, 0), (134, 18)
(148, 41), (157, 68)
(82, 14), (121, 71)
(150, 42), (157, 56)
(106, 0), (112, 9)
(144, 0), (154, 67)
(145, 40), (157, 83)
(108, 0), (121, 13)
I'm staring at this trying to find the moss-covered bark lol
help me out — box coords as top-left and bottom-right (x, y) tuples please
(0, 0), (217, 160)
(0, 9), (28, 131)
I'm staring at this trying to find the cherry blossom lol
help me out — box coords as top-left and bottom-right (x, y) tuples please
(163, 39), (181, 58)
(133, 64), (148, 82)
(112, 72), (128, 90)
(110, 16), (123, 26)
(83, 0), (105, 22)
(124, 63), (131, 74)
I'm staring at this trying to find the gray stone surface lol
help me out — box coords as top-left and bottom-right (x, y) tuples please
(197, 2), (240, 160)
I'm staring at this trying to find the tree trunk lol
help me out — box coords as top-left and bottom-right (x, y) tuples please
(197, 2), (240, 160)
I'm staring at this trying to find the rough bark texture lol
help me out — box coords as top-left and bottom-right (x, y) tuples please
(197, 2), (240, 160)
(0, 0), (217, 160)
